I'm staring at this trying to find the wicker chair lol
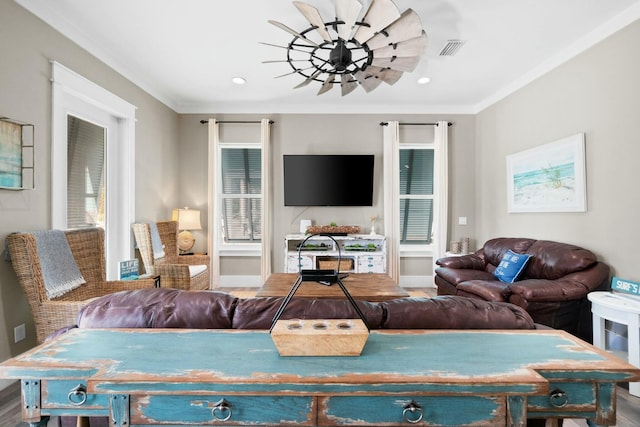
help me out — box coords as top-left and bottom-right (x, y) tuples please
(6, 227), (157, 344)
(132, 221), (210, 291)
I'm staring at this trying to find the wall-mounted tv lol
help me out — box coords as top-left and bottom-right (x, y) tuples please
(284, 154), (374, 206)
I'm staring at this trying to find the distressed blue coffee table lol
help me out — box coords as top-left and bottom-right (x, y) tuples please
(1, 328), (638, 426)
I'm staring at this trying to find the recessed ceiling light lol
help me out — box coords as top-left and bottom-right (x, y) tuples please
(232, 77), (246, 85)
(417, 77), (431, 84)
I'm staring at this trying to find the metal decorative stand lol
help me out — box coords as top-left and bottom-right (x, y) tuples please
(270, 234), (370, 332)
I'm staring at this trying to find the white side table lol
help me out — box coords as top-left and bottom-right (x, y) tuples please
(588, 291), (640, 396)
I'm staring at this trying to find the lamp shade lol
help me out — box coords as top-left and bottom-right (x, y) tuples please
(171, 208), (202, 231)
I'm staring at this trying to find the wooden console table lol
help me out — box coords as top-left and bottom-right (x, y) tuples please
(1, 329), (638, 426)
(257, 273), (409, 301)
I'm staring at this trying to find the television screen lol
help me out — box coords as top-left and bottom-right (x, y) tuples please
(284, 155), (374, 206)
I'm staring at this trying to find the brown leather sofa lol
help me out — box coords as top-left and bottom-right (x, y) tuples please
(57, 287), (550, 427)
(70, 287), (536, 330)
(435, 237), (610, 341)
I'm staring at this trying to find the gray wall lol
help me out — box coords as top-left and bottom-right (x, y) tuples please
(475, 18), (640, 279)
(0, 0), (181, 362)
(178, 113), (477, 282)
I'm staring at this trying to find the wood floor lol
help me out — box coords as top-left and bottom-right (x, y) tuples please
(1, 287), (638, 426)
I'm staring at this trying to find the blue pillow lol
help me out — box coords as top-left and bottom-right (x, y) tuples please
(494, 250), (531, 283)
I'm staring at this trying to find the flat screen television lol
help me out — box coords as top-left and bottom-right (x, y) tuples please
(283, 154), (374, 206)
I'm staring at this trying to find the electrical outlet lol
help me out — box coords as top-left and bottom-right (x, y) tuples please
(458, 216), (468, 225)
(14, 323), (26, 343)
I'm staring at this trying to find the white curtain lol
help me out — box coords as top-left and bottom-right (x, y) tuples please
(207, 119), (221, 287)
(260, 119), (272, 283)
(383, 121), (400, 284)
(432, 121), (449, 272)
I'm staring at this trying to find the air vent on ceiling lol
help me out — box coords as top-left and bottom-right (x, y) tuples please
(439, 40), (466, 56)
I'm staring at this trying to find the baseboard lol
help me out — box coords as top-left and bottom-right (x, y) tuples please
(218, 275), (262, 287)
(399, 275), (435, 288)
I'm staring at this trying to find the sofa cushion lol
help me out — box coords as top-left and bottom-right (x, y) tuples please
(457, 280), (510, 302)
(521, 240), (597, 280)
(382, 296), (535, 329)
(482, 238), (536, 267)
(232, 297), (384, 329)
(494, 249), (532, 283)
(77, 288), (238, 329)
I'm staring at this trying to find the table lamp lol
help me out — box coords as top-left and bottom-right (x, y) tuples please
(171, 207), (201, 254)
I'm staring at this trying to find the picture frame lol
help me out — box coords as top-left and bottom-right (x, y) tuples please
(0, 116), (34, 190)
(506, 133), (586, 213)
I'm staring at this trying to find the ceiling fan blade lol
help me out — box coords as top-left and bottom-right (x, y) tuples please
(371, 32), (427, 58)
(259, 41), (314, 53)
(378, 68), (403, 85)
(356, 66), (403, 87)
(317, 74), (336, 95)
(371, 55), (420, 72)
(293, 1), (333, 43)
(353, 69), (383, 92)
(366, 9), (424, 50)
(353, 0), (401, 44)
(294, 69), (323, 88)
(274, 65), (316, 78)
(334, 0), (367, 41)
(340, 73), (359, 96)
(268, 20), (320, 47)
(262, 59), (309, 63)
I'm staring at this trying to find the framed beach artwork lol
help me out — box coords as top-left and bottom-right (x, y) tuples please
(506, 133), (586, 213)
(0, 117), (34, 190)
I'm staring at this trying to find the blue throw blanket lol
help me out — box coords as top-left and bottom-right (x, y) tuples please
(33, 230), (86, 298)
(149, 223), (165, 259)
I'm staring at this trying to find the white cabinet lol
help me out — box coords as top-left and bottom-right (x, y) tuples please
(284, 234), (386, 274)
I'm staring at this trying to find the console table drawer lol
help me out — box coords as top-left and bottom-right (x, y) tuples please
(42, 380), (109, 411)
(528, 381), (596, 412)
(318, 395), (506, 426)
(131, 394), (315, 425)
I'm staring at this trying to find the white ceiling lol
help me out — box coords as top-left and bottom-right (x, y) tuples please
(15, 0), (640, 114)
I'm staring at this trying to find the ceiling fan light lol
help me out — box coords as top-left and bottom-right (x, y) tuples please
(330, 39), (353, 71)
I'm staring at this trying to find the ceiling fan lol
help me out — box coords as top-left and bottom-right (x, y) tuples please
(264, 0), (428, 96)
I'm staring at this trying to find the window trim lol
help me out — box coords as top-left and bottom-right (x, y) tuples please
(217, 141), (262, 256)
(51, 61), (136, 279)
(399, 141), (434, 256)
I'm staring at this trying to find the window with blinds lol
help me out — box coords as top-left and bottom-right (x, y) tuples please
(399, 148), (434, 244)
(220, 147), (262, 242)
(67, 115), (105, 229)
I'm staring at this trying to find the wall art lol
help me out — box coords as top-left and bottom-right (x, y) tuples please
(507, 133), (586, 213)
(0, 116), (34, 190)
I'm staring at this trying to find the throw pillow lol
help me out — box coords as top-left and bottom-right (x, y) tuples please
(494, 249), (532, 283)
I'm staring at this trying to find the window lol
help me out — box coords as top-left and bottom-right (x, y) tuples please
(51, 62), (136, 280)
(220, 146), (262, 243)
(399, 147), (434, 245)
(66, 116), (106, 228)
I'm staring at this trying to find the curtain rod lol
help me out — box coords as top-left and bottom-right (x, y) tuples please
(380, 121), (452, 126)
(199, 120), (274, 124)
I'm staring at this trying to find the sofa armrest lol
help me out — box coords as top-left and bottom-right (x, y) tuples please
(435, 267), (496, 287)
(436, 254), (486, 270)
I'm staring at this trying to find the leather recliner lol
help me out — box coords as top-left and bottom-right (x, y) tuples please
(434, 237), (610, 341)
